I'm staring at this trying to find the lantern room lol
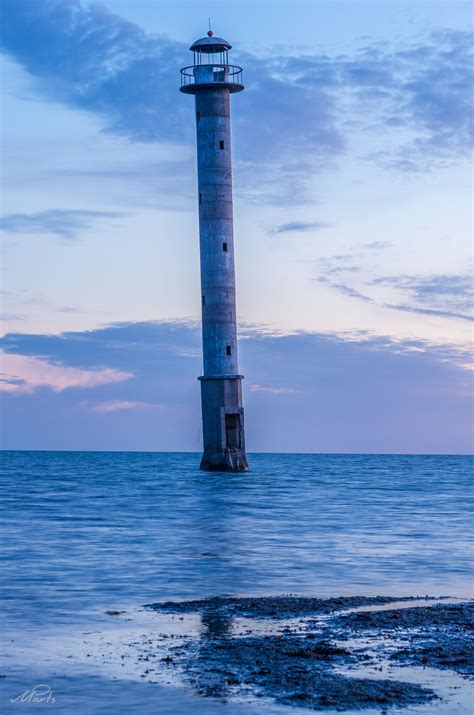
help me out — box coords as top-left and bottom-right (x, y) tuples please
(180, 31), (244, 94)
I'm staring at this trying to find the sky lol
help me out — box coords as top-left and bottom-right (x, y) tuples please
(0, 0), (472, 453)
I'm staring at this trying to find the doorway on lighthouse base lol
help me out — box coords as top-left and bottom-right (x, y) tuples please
(225, 413), (241, 450)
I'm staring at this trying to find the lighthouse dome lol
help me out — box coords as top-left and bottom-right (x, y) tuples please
(190, 35), (232, 53)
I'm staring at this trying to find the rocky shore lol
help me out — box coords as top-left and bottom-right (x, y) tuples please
(142, 596), (473, 711)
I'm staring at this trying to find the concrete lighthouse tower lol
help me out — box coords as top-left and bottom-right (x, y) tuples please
(180, 31), (248, 472)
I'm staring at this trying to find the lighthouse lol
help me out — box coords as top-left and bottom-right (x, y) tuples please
(180, 31), (248, 472)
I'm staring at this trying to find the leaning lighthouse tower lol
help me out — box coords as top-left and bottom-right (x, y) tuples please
(180, 30), (248, 472)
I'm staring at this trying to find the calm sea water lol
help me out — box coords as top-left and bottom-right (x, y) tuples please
(1, 451), (473, 713)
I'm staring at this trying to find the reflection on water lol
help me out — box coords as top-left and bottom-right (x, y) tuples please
(1, 451), (472, 714)
(200, 610), (233, 638)
(1, 451), (472, 635)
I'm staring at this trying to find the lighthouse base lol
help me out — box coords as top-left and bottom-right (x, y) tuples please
(200, 447), (249, 472)
(198, 375), (248, 472)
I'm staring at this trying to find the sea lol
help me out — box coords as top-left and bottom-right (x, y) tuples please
(1, 451), (473, 713)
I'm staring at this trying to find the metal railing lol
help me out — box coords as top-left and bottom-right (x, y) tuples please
(180, 64), (243, 88)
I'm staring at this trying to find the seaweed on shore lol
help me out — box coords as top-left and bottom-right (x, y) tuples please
(142, 595), (474, 710)
(146, 594), (415, 619)
(333, 602), (473, 631)
(183, 633), (436, 710)
(330, 602), (474, 678)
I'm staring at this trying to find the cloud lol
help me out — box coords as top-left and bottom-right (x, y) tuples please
(371, 273), (473, 314)
(318, 253), (367, 277)
(87, 399), (161, 413)
(0, 312), (26, 322)
(327, 280), (473, 322)
(248, 384), (300, 395)
(329, 283), (375, 303)
(270, 221), (331, 235)
(358, 241), (392, 251)
(363, 30), (474, 171)
(0, 1), (471, 204)
(318, 245), (473, 322)
(57, 306), (84, 314)
(377, 272), (473, 322)
(0, 351), (132, 393)
(383, 303), (473, 323)
(0, 0), (189, 143)
(318, 242), (392, 277)
(0, 320), (471, 453)
(0, 209), (124, 240)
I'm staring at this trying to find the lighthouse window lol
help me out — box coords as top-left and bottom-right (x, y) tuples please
(196, 110), (200, 121)
(226, 345), (232, 356)
(219, 140), (225, 150)
(202, 294), (205, 306)
(222, 242), (228, 252)
(199, 193), (202, 204)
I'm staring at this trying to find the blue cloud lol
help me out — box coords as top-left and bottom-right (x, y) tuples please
(271, 221), (331, 235)
(0, 0), (189, 143)
(383, 303), (473, 323)
(318, 246), (473, 322)
(0, 209), (125, 240)
(325, 278), (473, 322)
(329, 283), (374, 303)
(0, 0), (471, 202)
(0, 312), (26, 322)
(1, 321), (471, 453)
(372, 274), (473, 314)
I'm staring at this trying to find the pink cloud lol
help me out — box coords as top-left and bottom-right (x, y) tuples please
(89, 400), (161, 414)
(248, 384), (301, 395)
(0, 352), (132, 394)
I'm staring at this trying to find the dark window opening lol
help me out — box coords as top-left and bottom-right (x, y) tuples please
(202, 294), (205, 306)
(223, 242), (228, 252)
(199, 193), (202, 204)
(225, 413), (241, 449)
(196, 110), (200, 121)
(226, 345), (232, 356)
(219, 140), (225, 150)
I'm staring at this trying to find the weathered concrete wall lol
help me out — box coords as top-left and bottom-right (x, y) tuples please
(195, 88), (238, 376)
(199, 376), (247, 471)
(193, 86), (248, 471)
